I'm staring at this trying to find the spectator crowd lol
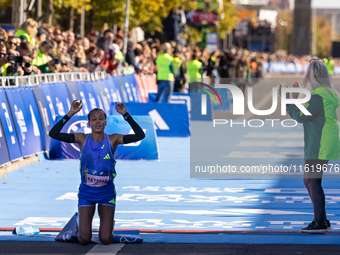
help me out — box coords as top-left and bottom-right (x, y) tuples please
(0, 18), (339, 96)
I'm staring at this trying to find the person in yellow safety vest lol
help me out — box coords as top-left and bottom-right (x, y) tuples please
(187, 51), (203, 92)
(0, 43), (9, 76)
(15, 18), (38, 48)
(173, 48), (187, 92)
(32, 40), (54, 73)
(323, 57), (335, 76)
(113, 38), (125, 65)
(154, 42), (175, 103)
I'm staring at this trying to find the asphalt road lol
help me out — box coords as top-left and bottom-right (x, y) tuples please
(1, 242), (340, 255)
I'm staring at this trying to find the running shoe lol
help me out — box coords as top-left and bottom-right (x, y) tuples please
(326, 219), (332, 230)
(301, 220), (328, 233)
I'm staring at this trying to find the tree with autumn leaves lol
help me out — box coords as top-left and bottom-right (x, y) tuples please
(1, 0), (238, 41)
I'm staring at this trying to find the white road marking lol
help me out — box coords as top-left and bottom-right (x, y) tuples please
(225, 151), (303, 158)
(244, 132), (303, 138)
(86, 243), (125, 255)
(237, 141), (304, 147)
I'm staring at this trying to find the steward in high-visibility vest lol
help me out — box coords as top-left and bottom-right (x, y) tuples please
(323, 58), (335, 75)
(15, 30), (36, 48)
(0, 63), (10, 76)
(154, 42), (175, 103)
(155, 53), (174, 81)
(173, 56), (183, 77)
(15, 18), (38, 48)
(187, 53), (203, 84)
(32, 40), (53, 73)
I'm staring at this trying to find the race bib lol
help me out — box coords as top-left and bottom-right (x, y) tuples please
(85, 168), (110, 187)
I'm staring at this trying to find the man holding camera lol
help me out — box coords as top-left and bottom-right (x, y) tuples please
(4, 41), (41, 76)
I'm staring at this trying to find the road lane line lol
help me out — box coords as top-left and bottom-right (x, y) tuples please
(86, 243), (125, 255)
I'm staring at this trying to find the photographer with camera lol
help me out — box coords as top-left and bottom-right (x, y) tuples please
(0, 43), (9, 76)
(6, 41), (41, 76)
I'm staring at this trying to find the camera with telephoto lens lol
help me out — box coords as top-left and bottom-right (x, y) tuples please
(8, 55), (31, 68)
(7, 54), (31, 76)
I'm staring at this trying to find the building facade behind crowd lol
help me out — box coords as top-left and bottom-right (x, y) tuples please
(0, 18), (338, 92)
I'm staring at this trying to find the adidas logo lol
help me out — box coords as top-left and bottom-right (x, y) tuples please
(103, 154), (111, 159)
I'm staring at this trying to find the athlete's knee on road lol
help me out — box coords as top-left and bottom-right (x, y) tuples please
(99, 233), (113, 245)
(78, 232), (92, 245)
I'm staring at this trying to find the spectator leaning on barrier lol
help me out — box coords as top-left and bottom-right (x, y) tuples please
(15, 18), (38, 48)
(154, 42), (175, 103)
(32, 40), (54, 73)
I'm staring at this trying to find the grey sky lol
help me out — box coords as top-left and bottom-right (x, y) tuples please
(290, 0), (340, 9)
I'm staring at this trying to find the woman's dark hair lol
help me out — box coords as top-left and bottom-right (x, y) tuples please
(87, 108), (107, 121)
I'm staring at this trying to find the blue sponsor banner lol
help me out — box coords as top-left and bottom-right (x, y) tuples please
(0, 119), (10, 166)
(113, 75), (128, 102)
(39, 82), (71, 123)
(148, 92), (190, 107)
(105, 76), (123, 104)
(213, 87), (232, 111)
(76, 80), (102, 115)
(0, 87), (22, 161)
(190, 92), (213, 121)
(49, 115), (158, 160)
(94, 80), (111, 114)
(88, 80), (104, 111)
(19, 86), (46, 151)
(32, 85), (52, 150)
(110, 103), (190, 137)
(119, 75), (136, 103)
(125, 74), (142, 103)
(65, 80), (86, 117)
(5, 87), (44, 156)
(48, 82), (72, 116)
(65, 80), (81, 102)
(265, 61), (304, 74)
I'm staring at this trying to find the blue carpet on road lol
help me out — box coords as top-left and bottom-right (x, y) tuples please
(1, 125), (340, 244)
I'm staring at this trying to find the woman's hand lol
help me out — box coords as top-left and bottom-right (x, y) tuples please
(115, 102), (127, 115)
(68, 99), (83, 117)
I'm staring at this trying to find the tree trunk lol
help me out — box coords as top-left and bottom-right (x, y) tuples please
(88, 8), (94, 33)
(44, 0), (54, 25)
(36, 0), (42, 24)
(69, 7), (74, 32)
(80, 6), (85, 37)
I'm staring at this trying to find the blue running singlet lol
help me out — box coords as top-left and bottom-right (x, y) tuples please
(78, 133), (117, 207)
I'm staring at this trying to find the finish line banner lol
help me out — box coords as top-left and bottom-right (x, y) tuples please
(110, 103), (190, 137)
(49, 115), (158, 160)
